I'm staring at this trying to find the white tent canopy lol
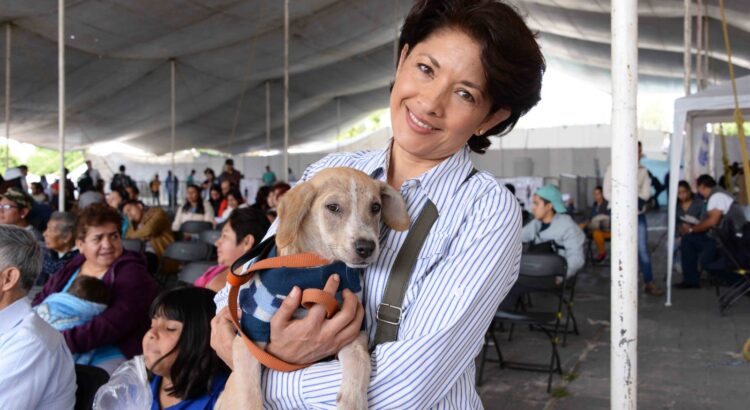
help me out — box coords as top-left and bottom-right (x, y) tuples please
(667, 74), (750, 305)
(1, 0), (750, 155)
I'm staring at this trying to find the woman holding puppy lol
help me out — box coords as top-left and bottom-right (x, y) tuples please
(212, 0), (543, 407)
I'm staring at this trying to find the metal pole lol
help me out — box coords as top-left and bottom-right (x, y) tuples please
(266, 80), (271, 156)
(283, 0), (289, 182)
(683, 0), (693, 186)
(695, 0), (703, 90)
(170, 59), (176, 209)
(4, 24), (10, 170)
(336, 97), (341, 152)
(58, 0), (65, 211)
(683, 0), (692, 95)
(610, 0), (638, 409)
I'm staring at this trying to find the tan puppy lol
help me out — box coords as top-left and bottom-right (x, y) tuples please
(218, 167), (409, 410)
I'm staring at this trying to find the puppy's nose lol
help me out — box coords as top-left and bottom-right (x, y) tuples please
(354, 239), (375, 259)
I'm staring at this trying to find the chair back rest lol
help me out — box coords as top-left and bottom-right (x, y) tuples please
(180, 221), (213, 235)
(200, 229), (221, 247)
(179, 261), (217, 284)
(121, 239), (145, 254)
(74, 364), (109, 410)
(164, 241), (210, 263)
(517, 253), (567, 290)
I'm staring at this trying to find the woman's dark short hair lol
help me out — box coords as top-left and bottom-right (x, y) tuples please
(204, 168), (215, 177)
(148, 287), (228, 400)
(76, 203), (122, 241)
(271, 182), (291, 197)
(228, 208), (271, 246)
(678, 180), (693, 195)
(398, 0), (545, 154)
(226, 188), (243, 203)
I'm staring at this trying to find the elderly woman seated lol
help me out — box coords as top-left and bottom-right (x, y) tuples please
(33, 203), (159, 373)
(37, 212), (80, 286)
(194, 207), (270, 292)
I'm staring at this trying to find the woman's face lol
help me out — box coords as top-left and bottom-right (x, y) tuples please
(389, 28), (509, 161)
(106, 191), (123, 209)
(678, 186), (691, 203)
(215, 222), (254, 267)
(187, 187), (200, 204)
(43, 219), (71, 252)
(593, 189), (604, 204)
(267, 191), (277, 208)
(227, 194), (239, 209)
(75, 222), (123, 269)
(142, 315), (183, 377)
(210, 189), (221, 201)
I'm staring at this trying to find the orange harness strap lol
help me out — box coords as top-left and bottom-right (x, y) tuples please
(227, 253), (339, 372)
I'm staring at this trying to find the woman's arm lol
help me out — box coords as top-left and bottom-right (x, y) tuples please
(261, 190), (522, 408)
(62, 263), (158, 354)
(171, 207), (184, 232)
(203, 202), (215, 225)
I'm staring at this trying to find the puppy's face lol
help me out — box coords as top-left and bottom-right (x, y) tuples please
(276, 168), (409, 267)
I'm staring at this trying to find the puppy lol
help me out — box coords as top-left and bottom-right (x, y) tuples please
(218, 167), (409, 410)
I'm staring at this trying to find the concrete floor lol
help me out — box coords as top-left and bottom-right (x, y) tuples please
(478, 211), (750, 410)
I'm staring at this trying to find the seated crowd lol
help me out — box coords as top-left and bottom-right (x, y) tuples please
(0, 159), (281, 409)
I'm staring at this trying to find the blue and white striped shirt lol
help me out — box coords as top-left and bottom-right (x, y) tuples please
(216, 141), (521, 409)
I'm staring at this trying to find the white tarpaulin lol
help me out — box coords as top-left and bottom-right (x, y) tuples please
(1, 0), (750, 155)
(667, 74), (750, 305)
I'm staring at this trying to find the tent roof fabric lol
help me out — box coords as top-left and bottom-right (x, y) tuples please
(1, 0), (749, 155)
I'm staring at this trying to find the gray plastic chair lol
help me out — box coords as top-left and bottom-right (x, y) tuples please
(178, 261), (217, 285)
(121, 239), (145, 254)
(180, 221), (213, 235)
(200, 229), (221, 246)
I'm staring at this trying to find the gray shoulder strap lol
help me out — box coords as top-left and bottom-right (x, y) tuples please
(373, 168), (477, 346)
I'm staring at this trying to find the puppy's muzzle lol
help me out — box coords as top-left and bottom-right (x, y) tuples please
(354, 239), (376, 259)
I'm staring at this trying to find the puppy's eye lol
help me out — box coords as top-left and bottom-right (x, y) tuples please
(371, 203), (381, 214)
(326, 204), (341, 213)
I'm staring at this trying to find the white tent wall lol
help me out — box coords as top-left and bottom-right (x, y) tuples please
(667, 74), (750, 306)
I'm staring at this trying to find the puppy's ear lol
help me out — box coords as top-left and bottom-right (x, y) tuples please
(276, 182), (316, 249)
(379, 182), (410, 231)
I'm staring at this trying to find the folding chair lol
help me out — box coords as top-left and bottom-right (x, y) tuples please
(179, 221), (213, 236)
(121, 238), (145, 254)
(155, 242), (210, 285)
(200, 229), (221, 260)
(711, 223), (750, 315)
(477, 253), (567, 392)
(74, 364), (109, 410)
(178, 261), (216, 285)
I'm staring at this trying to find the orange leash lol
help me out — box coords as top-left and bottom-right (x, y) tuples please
(227, 253), (340, 372)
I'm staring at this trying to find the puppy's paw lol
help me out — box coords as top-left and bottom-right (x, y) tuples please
(336, 389), (368, 410)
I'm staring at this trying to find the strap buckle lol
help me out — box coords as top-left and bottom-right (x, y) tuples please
(376, 303), (402, 326)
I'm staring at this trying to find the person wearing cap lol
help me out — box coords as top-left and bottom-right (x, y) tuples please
(0, 187), (44, 241)
(521, 185), (586, 278)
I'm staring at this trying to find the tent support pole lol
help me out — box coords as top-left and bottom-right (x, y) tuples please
(170, 59), (176, 209)
(4, 24), (10, 171)
(336, 97), (341, 152)
(683, 0), (692, 95)
(58, 0), (65, 212)
(611, 0), (638, 409)
(283, 0), (289, 183)
(266, 80), (271, 163)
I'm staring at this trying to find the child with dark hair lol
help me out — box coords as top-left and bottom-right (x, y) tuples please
(143, 287), (228, 409)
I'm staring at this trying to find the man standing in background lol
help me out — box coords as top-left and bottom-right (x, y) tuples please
(262, 165), (277, 187)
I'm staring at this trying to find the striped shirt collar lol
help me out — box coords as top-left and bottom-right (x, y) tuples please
(364, 139), (475, 214)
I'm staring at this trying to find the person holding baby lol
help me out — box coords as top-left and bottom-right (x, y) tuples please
(33, 202), (160, 374)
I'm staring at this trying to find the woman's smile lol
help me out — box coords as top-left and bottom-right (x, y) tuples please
(406, 107), (438, 133)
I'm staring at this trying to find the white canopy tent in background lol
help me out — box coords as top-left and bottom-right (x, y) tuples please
(667, 74), (750, 306)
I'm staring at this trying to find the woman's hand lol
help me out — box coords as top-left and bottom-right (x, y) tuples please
(266, 274), (365, 365)
(210, 307), (238, 369)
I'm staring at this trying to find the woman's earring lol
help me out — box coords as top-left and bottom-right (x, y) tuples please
(477, 129), (484, 135)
